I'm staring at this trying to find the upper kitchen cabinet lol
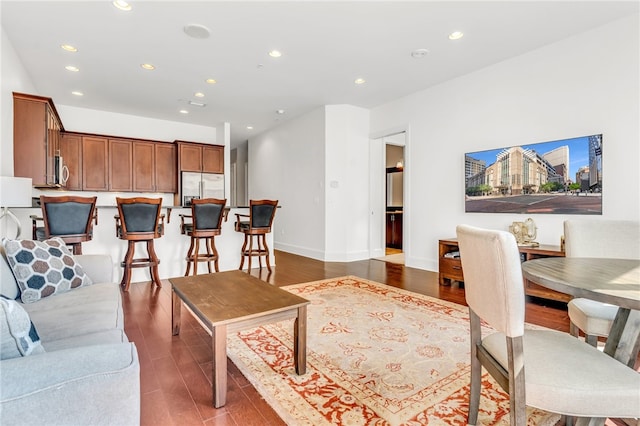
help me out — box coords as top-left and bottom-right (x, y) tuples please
(132, 141), (176, 193)
(177, 141), (224, 174)
(82, 136), (109, 191)
(109, 139), (133, 191)
(13, 93), (64, 187)
(60, 133), (82, 191)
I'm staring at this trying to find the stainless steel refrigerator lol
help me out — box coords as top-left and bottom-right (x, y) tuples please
(181, 172), (224, 205)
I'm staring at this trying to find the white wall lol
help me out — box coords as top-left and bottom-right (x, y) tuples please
(324, 105), (370, 261)
(370, 15), (640, 271)
(248, 107), (327, 259)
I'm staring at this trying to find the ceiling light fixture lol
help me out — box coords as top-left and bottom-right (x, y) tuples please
(206, 78), (217, 84)
(354, 78), (366, 85)
(184, 23), (211, 39)
(65, 65), (79, 72)
(268, 50), (282, 58)
(188, 100), (206, 107)
(112, 0), (132, 11)
(71, 91), (84, 96)
(61, 44), (78, 52)
(141, 63), (155, 70)
(246, 126), (253, 130)
(194, 92), (205, 98)
(449, 31), (464, 40)
(276, 109), (285, 114)
(411, 48), (429, 58)
(179, 109), (189, 114)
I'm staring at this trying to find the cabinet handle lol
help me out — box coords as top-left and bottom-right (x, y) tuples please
(452, 266), (461, 270)
(61, 165), (70, 184)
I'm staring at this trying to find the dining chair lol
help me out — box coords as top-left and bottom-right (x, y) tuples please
(564, 219), (640, 346)
(33, 195), (97, 255)
(115, 197), (165, 291)
(179, 198), (227, 275)
(234, 199), (278, 272)
(456, 224), (640, 426)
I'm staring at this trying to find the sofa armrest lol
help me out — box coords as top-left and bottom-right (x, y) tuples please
(0, 343), (139, 425)
(75, 254), (114, 284)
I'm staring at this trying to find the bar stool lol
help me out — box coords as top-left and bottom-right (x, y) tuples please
(31, 195), (97, 255)
(114, 197), (164, 292)
(179, 198), (227, 275)
(234, 199), (278, 272)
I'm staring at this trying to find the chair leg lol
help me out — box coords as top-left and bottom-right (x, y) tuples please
(468, 313), (482, 426)
(262, 234), (271, 272)
(185, 236), (195, 276)
(585, 333), (599, 347)
(71, 243), (83, 255)
(147, 240), (162, 288)
(121, 241), (136, 292)
(209, 237), (220, 273)
(256, 235), (263, 269)
(205, 237), (213, 273)
(193, 238), (200, 276)
(569, 321), (580, 338)
(507, 336), (526, 426)
(247, 235), (253, 272)
(239, 234), (248, 270)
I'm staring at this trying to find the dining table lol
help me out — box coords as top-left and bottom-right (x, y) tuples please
(521, 257), (640, 368)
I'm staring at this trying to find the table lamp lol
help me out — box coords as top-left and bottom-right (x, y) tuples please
(0, 176), (33, 238)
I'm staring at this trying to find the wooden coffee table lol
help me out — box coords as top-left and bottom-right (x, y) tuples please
(170, 270), (309, 407)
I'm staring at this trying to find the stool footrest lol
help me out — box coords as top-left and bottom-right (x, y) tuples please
(121, 258), (160, 268)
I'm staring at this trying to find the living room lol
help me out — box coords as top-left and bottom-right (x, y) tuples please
(1, 2), (638, 425)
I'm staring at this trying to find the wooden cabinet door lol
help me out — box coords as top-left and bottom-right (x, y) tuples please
(60, 134), (82, 190)
(109, 139), (133, 191)
(82, 136), (109, 191)
(13, 98), (47, 185)
(179, 143), (202, 172)
(203, 145), (224, 173)
(133, 141), (155, 192)
(155, 143), (176, 193)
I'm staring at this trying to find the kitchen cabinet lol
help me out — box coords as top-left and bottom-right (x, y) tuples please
(13, 92), (64, 187)
(386, 211), (403, 249)
(177, 141), (224, 174)
(155, 143), (176, 193)
(109, 139), (133, 191)
(438, 238), (569, 302)
(82, 136), (109, 191)
(133, 141), (155, 192)
(60, 133), (82, 190)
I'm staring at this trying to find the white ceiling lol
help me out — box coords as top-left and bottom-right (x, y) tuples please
(2, 1), (638, 147)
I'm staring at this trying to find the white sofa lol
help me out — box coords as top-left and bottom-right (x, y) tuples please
(0, 248), (140, 425)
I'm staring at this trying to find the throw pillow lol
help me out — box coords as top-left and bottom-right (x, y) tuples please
(0, 296), (45, 359)
(1, 237), (93, 304)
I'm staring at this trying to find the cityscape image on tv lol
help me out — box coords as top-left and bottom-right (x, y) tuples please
(464, 134), (602, 214)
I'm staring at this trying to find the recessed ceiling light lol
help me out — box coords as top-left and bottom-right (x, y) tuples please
(354, 78), (366, 85)
(194, 92), (205, 98)
(71, 91), (84, 96)
(61, 44), (78, 52)
(65, 65), (79, 72)
(113, 0), (132, 11)
(268, 50), (282, 58)
(141, 63), (155, 70)
(276, 109), (285, 114)
(179, 109), (189, 114)
(449, 31), (464, 40)
(188, 100), (206, 107)
(411, 48), (430, 58)
(246, 126), (254, 130)
(206, 78), (217, 84)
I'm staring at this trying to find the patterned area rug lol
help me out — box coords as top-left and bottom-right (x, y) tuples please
(227, 276), (559, 425)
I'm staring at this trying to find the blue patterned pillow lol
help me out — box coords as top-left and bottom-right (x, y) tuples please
(0, 296), (45, 359)
(1, 237), (93, 304)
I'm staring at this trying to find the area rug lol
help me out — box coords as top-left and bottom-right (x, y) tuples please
(227, 276), (559, 426)
(373, 253), (405, 265)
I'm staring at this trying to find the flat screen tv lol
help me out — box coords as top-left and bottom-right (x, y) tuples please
(464, 134), (602, 214)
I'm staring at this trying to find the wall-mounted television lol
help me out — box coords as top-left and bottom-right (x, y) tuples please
(465, 134), (602, 214)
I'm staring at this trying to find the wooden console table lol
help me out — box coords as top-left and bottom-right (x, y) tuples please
(438, 238), (569, 302)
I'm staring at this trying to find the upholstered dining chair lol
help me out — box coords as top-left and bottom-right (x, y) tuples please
(564, 219), (640, 346)
(234, 199), (278, 272)
(456, 224), (640, 426)
(115, 197), (165, 291)
(179, 198), (227, 275)
(33, 195), (97, 255)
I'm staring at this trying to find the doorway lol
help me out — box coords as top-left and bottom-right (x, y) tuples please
(369, 131), (406, 264)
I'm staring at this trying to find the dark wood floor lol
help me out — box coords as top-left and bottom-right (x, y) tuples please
(123, 250), (572, 426)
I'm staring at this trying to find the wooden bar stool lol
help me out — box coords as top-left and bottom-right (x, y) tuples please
(115, 197), (164, 291)
(32, 195), (97, 255)
(234, 199), (278, 272)
(180, 198), (227, 275)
